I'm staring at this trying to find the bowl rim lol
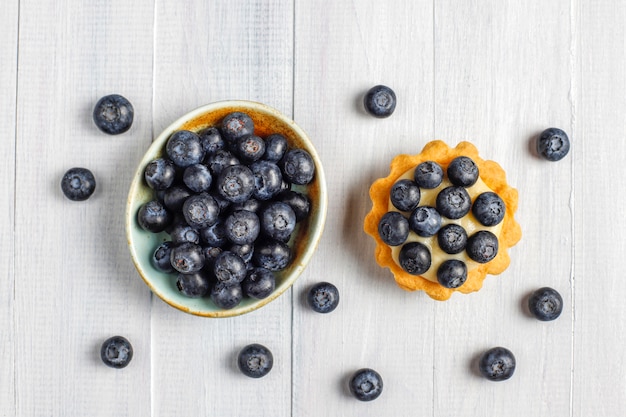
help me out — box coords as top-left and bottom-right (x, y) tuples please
(125, 100), (328, 317)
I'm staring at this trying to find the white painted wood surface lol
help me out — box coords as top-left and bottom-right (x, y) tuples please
(2, 0), (624, 415)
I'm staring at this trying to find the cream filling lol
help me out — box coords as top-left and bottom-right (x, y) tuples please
(388, 168), (503, 282)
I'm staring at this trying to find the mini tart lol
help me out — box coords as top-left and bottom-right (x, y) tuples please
(364, 140), (521, 301)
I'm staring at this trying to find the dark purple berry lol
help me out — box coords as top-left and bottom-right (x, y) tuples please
(479, 347), (516, 381)
(436, 186), (472, 219)
(349, 368), (383, 401)
(447, 156), (479, 187)
(260, 202), (296, 242)
(378, 211), (409, 246)
(166, 130), (205, 168)
(169, 223), (201, 245)
(277, 191), (310, 222)
(176, 271), (211, 298)
(414, 161), (444, 189)
(183, 164), (212, 193)
(217, 164), (255, 204)
(307, 282), (340, 313)
(100, 336), (133, 369)
(528, 287), (563, 321)
(263, 133), (288, 162)
(466, 231), (499, 263)
(251, 160), (283, 201)
(93, 94), (133, 135)
(210, 282), (243, 309)
(199, 219), (229, 247)
(408, 206), (442, 237)
(537, 127), (570, 161)
(390, 179), (421, 212)
(137, 200), (172, 233)
(235, 135), (265, 163)
(221, 112), (255, 144)
(198, 127), (225, 156)
(437, 259), (468, 288)
(206, 149), (240, 176)
(225, 210), (261, 245)
(163, 185), (192, 212)
(363, 84), (396, 118)
(170, 242), (205, 274)
(152, 241), (174, 273)
(472, 192), (505, 226)
(280, 149), (315, 185)
(242, 267), (275, 299)
(144, 158), (176, 190)
(213, 251), (247, 285)
(182, 193), (220, 229)
(437, 224), (468, 254)
(237, 343), (273, 378)
(399, 241), (431, 275)
(253, 239), (292, 271)
(61, 167), (96, 201)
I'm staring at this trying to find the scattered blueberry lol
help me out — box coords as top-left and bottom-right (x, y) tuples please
(183, 163), (213, 193)
(237, 343), (273, 378)
(478, 347), (516, 381)
(408, 206), (442, 237)
(472, 192), (505, 226)
(198, 127), (225, 156)
(169, 223), (201, 245)
(436, 186), (472, 219)
(166, 130), (205, 168)
(100, 336), (133, 369)
(399, 241), (431, 275)
(176, 271), (211, 298)
(437, 259), (468, 289)
(277, 191), (310, 222)
(242, 267), (276, 299)
(263, 133), (288, 162)
(437, 224), (468, 254)
(307, 282), (340, 313)
(137, 200), (172, 232)
(250, 160), (283, 201)
(466, 230), (499, 263)
(210, 281), (243, 309)
(61, 167), (96, 201)
(390, 179), (421, 212)
(225, 210), (261, 245)
(378, 211), (410, 246)
(447, 156), (479, 187)
(528, 287), (563, 321)
(152, 241), (174, 273)
(206, 149), (240, 176)
(144, 158), (176, 190)
(213, 251), (247, 285)
(253, 239), (292, 271)
(280, 149), (315, 185)
(235, 135), (266, 163)
(170, 242), (205, 274)
(260, 202), (297, 242)
(93, 94), (134, 135)
(349, 368), (383, 401)
(537, 127), (570, 161)
(414, 161), (444, 189)
(217, 164), (255, 204)
(182, 192), (220, 229)
(363, 85), (396, 118)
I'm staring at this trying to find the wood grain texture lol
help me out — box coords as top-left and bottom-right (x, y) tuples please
(574, 0), (626, 414)
(293, 0), (436, 415)
(0, 1), (18, 415)
(150, 1), (294, 416)
(13, 1), (154, 415)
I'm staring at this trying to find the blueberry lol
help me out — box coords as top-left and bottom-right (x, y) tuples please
(225, 210), (261, 245)
(263, 133), (288, 162)
(144, 158), (176, 190)
(92, 94), (134, 135)
(170, 242), (205, 274)
(212, 193), (232, 213)
(250, 160), (283, 201)
(414, 161), (444, 189)
(478, 347), (516, 381)
(349, 368), (383, 401)
(213, 251), (247, 285)
(242, 267), (276, 299)
(363, 84), (396, 118)
(235, 135), (266, 163)
(61, 167), (96, 201)
(408, 206), (442, 237)
(163, 185), (192, 212)
(210, 282), (243, 309)
(166, 130), (205, 168)
(436, 186), (472, 219)
(437, 224), (468, 254)
(472, 192), (505, 226)
(183, 164), (213, 193)
(390, 179), (421, 212)
(199, 219), (229, 247)
(137, 200), (172, 233)
(100, 336), (133, 369)
(253, 239), (292, 271)
(221, 112), (255, 145)
(537, 127), (570, 161)
(229, 243), (254, 264)
(277, 191), (310, 222)
(280, 149), (315, 185)
(466, 231), (499, 263)
(307, 282), (340, 313)
(217, 164), (255, 204)
(378, 211), (410, 246)
(152, 241), (174, 273)
(237, 343), (273, 378)
(169, 223), (201, 245)
(206, 149), (240, 176)
(201, 246), (223, 269)
(260, 202), (297, 242)
(198, 127), (225, 156)
(176, 271), (211, 298)
(182, 192), (220, 229)
(528, 287), (563, 321)
(437, 259), (468, 289)
(231, 198), (262, 214)
(447, 156), (479, 187)
(399, 241), (431, 275)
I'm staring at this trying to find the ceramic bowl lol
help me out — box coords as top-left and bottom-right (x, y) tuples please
(125, 100), (327, 317)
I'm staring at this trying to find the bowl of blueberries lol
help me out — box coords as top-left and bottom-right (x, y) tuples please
(126, 100), (328, 317)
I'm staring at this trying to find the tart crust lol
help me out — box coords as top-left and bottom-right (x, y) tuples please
(364, 140), (522, 301)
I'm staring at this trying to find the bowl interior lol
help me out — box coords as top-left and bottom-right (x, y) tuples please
(126, 100), (327, 317)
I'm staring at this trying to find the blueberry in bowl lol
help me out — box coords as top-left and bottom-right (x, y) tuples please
(126, 101), (327, 317)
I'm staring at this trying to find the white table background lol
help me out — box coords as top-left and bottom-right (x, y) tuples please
(1, 0), (623, 415)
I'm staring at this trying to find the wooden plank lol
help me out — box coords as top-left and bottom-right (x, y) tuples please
(573, 1), (626, 415)
(150, 1), (294, 416)
(432, 1), (573, 416)
(0, 1), (18, 415)
(13, 1), (154, 415)
(293, 0), (435, 415)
